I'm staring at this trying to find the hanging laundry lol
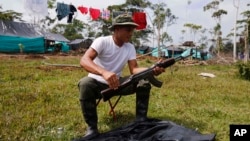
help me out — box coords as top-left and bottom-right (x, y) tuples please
(56, 2), (70, 21)
(133, 12), (147, 30)
(68, 4), (77, 23)
(78, 6), (88, 15)
(89, 8), (101, 20)
(24, 0), (48, 16)
(101, 9), (110, 20)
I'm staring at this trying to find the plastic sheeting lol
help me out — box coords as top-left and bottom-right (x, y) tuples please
(0, 20), (70, 53)
(73, 118), (216, 141)
(0, 35), (45, 53)
(0, 20), (42, 37)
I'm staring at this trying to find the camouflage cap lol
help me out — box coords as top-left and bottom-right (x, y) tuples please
(109, 14), (139, 31)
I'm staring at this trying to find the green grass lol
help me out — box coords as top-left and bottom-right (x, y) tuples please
(0, 55), (249, 141)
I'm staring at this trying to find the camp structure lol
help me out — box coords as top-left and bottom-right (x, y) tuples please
(0, 20), (70, 54)
(43, 31), (70, 53)
(0, 20), (45, 53)
(137, 46), (153, 55)
(68, 38), (93, 52)
(151, 45), (172, 58)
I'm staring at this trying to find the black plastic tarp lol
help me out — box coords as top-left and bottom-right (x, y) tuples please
(0, 20), (42, 37)
(73, 118), (216, 141)
(0, 20), (69, 42)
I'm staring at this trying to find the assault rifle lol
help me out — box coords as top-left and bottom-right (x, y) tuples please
(101, 49), (193, 102)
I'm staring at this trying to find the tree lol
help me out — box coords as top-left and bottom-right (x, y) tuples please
(150, 3), (177, 47)
(183, 23), (202, 43)
(160, 32), (172, 45)
(179, 29), (186, 44)
(149, 3), (177, 58)
(0, 6), (23, 21)
(198, 28), (209, 50)
(204, 0), (228, 56)
(39, 0), (57, 29)
(126, 0), (151, 7)
(233, 0), (240, 62)
(51, 19), (86, 40)
(107, 0), (153, 47)
(237, 3), (250, 63)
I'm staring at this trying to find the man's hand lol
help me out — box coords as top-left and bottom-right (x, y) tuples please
(153, 66), (165, 76)
(102, 71), (120, 89)
(153, 60), (165, 76)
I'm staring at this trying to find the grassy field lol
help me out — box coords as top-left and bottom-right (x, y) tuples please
(0, 54), (249, 141)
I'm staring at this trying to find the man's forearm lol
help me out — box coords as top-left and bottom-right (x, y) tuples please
(80, 58), (105, 75)
(132, 67), (148, 75)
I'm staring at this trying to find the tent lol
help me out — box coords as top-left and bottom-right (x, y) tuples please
(167, 46), (184, 58)
(151, 46), (173, 58)
(0, 20), (45, 53)
(0, 20), (70, 54)
(68, 38), (93, 50)
(42, 31), (70, 43)
(43, 31), (70, 53)
(181, 48), (212, 60)
(137, 46), (153, 55)
(151, 46), (169, 58)
(151, 45), (186, 58)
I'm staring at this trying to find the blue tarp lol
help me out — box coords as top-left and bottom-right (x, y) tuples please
(151, 47), (169, 57)
(0, 35), (45, 53)
(55, 41), (70, 53)
(61, 42), (70, 53)
(46, 41), (70, 53)
(182, 48), (212, 60)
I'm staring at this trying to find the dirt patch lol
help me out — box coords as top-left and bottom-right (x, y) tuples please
(0, 52), (236, 66)
(137, 54), (159, 61)
(0, 53), (82, 60)
(25, 55), (48, 59)
(37, 65), (80, 71)
(0, 53), (48, 60)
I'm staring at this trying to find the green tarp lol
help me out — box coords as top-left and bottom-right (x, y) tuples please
(0, 20), (70, 54)
(0, 35), (45, 53)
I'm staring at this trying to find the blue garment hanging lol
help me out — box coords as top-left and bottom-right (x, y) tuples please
(56, 2), (70, 20)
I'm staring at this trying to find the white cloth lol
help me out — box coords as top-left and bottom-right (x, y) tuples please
(88, 35), (136, 84)
(24, 0), (48, 16)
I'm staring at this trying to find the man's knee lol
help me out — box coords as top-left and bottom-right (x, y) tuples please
(78, 77), (99, 100)
(78, 77), (94, 88)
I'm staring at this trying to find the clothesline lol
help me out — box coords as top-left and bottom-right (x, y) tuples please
(55, 2), (147, 30)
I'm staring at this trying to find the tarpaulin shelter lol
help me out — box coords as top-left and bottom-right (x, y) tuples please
(151, 46), (170, 58)
(68, 39), (85, 50)
(0, 20), (70, 54)
(42, 31), (70, 53)
(167, 46), (184, 58)
(0, 20), (45, 53)
(137, 46), (152, 55)
(68, 38), (93, 50)
(42, 31), (70, 43)
(181, 48), (212, 60)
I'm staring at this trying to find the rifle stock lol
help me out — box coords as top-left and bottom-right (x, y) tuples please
(101, 49), (193, 101)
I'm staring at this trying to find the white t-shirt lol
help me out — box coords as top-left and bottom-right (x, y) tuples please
(88, 35), (136, 84)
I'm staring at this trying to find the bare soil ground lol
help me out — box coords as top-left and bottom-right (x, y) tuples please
(0, 52), (235, 66)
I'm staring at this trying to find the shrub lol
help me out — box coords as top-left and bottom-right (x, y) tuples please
(236, 61), (250, 80)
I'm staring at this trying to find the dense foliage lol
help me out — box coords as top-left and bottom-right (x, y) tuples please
(236, 61), (250, 80)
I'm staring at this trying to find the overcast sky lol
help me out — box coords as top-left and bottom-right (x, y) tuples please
(1, 0), (249, 46)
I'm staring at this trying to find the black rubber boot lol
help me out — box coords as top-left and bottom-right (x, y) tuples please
(80, 100), (99, 140)
(135, 80), (151, 122)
